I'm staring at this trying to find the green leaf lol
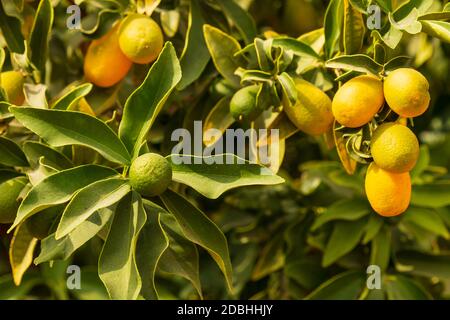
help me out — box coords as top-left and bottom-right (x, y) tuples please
(252, 234), (285, 281)
(257, 112), (299, 147)
(52, 83), (93, 110)
(10, 107), (131, 164)
(9, 164), (118, 231)
(56, 177), (130, 239)
(0, 136), (29, 167)
(370, 226), (391, 271)
(71, 269), (109, 300)
(99, 191), (146, 300)
(389, 9), (422, 35)
(306, 271), (366, 299)
(420, 20), (450, 43)
(159, 214), (202, 298)
(343, 0), (365, 54)
(419, 12), (450, 21)
(78, 3), (122, 39)
(23, 141), (73, 170)
(411, 183), (450, 208)
(216, 0), (257, 44)
(326, 54), (383, 74)
(159, 189), (233, 292)
(203, 24), (246, 88)
(203, 97), (235, 147)
(168, 154), (285, 199)
(402, 206), (449, 238)
(383, 55), (412, 72)
(9, 222), (38, 286)
(362, 214), (384, 244)
(410, 145), (430, 181)
(322, 217), (367, 267)
(393, 0), (433, 21)
(312, 198), (370, 230)
(0, 273), (41, 300)
(272, 38), (321, 60)
(285, 258), (328, 290)
(178, 0), (210, 90)
(118, 42), (181, 157)
(277, 72), (298, 106)
(0, 169), (21, 185)
(0, 1), (25, 53)
(374, 25), (404, 49)
(136, 201), (169, 300)
(28, 0), (54, 81)
(324, 0), (344, 59)
(373, 0), (391, 12)
(396, 250), (450, 279)
(35, 208), (113, 264)
(385, 274), (432, 300)
(0, 101), (14, 120)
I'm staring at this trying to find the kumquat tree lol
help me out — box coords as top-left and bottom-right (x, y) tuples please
(0, 0), (450, 301)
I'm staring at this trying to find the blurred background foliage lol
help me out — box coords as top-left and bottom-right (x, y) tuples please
(0, 0), (450, 299)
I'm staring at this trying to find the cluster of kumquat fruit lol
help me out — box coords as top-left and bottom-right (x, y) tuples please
(332, 68), (430, 217)
(83, 13), (164, 87)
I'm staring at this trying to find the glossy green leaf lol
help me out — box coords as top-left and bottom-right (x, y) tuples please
(136, 201), (169, 300)
(326, 54), (383, 74)
(118, 42), (181, 157)
(370, 226), (391, 271)
(178, 0), (210, 89)
(402, 206), (449, 238)
(362, 214), (384, 244)
(56, 177), (130, 239)
(78, 3), (121, 39)
(306, 271), (366, 299)
(11, 107), (131, 164)
(168, 154), (285, 199)
(9, 165), (118, 231)
(383, 55), (412, 72)
(420, 20), (450, 43)
(343, 0), (365, 54)
(411, 183), (450, 208)
(252, 235), (285, 281)
(272, 38), (321, 60)
(216, 0), (257, 44)
(0, 273), (41, 300)
(99, 191), (146, 300)
(0, 101), (13, 120)
(52, 83), (93, 110)
(28, 0), (54, 80)
(9, 222), (38, 285)
(0, 136), (29, 167)
(0, 169), (21, 185)
(285, 258), (328, 290)
(322, 217), (367, 267)
(278, 72), (298, 106)
(0, 1), (25, 53)
(160, 189), (233, 292)
(35, 208), (113, 264)
(396, 250), (450, 279)
(23, 141), (72, 170)
(385, 274), (432, 300)
(324, 0), (344, 59)
(312, 198), (370, 230)
(410, 145), (430, 181)
(159, 214), (202, 298)
(203, 24), (246, 87)
(71, 269), (109, 300)
(393, 0), (433, 21)
(203, 97), (234, 147)
(373, 0), (391, 12)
